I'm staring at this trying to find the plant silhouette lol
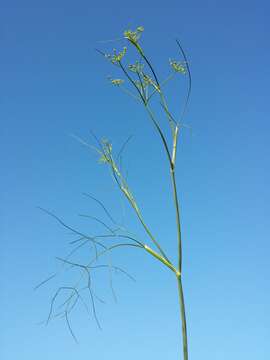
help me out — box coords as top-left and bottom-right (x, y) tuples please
(37, 26), (192, 360)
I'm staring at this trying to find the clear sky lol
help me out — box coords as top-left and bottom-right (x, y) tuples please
(1, 0), (270, 359)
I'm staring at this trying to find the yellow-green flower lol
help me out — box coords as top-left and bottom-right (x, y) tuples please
(169, 59), (186, 74)
(110, 78), (124, 86)
(98, 139), (113, 164)
(124, 26), (144, 44)
(106, 47), (127, 64)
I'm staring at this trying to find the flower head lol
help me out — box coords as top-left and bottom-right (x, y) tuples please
(124, 26), (144, 44)
(98, 139), (112, 164)
(105, 47), (127, 64)
(169, 59), (186, 74)
(109, 78), (124, 86)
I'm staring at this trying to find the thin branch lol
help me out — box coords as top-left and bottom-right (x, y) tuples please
(89, 243), (143, 265)
(84, 267), (102, 330)
(175, 39), (192, 125)
(83, 193), (118, 225)
(78, 214), (117, 234)
(37, 207), (106, 250)
(144, 105), (172, 167)
(119, 86), (140, 101)
(90, 265), (136, 282)
(34, 273), (57, 291)
(65, 239), (92, 261)
(47, 287), (81, 325)
(65, 311), (78, 343)
(70, 134), (102, 155)
(118, 61), (146, 104)
(147, 74), (175, 102)
(128, 41), (160, 88)
(116, 135), (133, 163)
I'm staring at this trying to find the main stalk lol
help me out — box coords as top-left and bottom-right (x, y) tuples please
(170, 153), (188, 360)
(177, 274), (188, 360)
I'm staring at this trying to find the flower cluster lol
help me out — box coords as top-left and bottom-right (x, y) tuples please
(124, 26), (144, 44)
(110, 78), (124, 86)
(99, 139), (112, 164)
(169, 59), (186, 74)
(105, 47), (127, 64)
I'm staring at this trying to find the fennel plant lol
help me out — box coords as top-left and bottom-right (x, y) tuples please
(37, 26), (191, 360)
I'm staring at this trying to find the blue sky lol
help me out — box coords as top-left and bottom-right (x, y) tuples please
(1, 0), (270, 359)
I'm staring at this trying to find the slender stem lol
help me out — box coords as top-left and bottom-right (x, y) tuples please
(108, 153), (171, 263)
(119, 61), (146, 104)
(170, 168), (182, 272)
(108, 39), (189, 360)
(159, 92), (176, 133)
(169, 131), (188, 360)
(177, 275), (188, 360)
(145, 96), (188, 360)
(172, 126), (179, 166)
(175, 39), (192, 126)
(134, 206), (171, 263)
(143, 245), (179, 275)
(136, 71), (146, 100)
(132, 42), (160, 88)
(144, 104), (172, 166)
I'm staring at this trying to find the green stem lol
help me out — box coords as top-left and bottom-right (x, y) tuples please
(131, 42), (160, 88)
(177, 275), (188, 360)
(144, 104), (172, 166)
(109, 154), (171, 263)
(170, 132), (188, 360)
(135, 208), (171, 263)
(171, 168), (182, 272)
(144, 244), (179, 276)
